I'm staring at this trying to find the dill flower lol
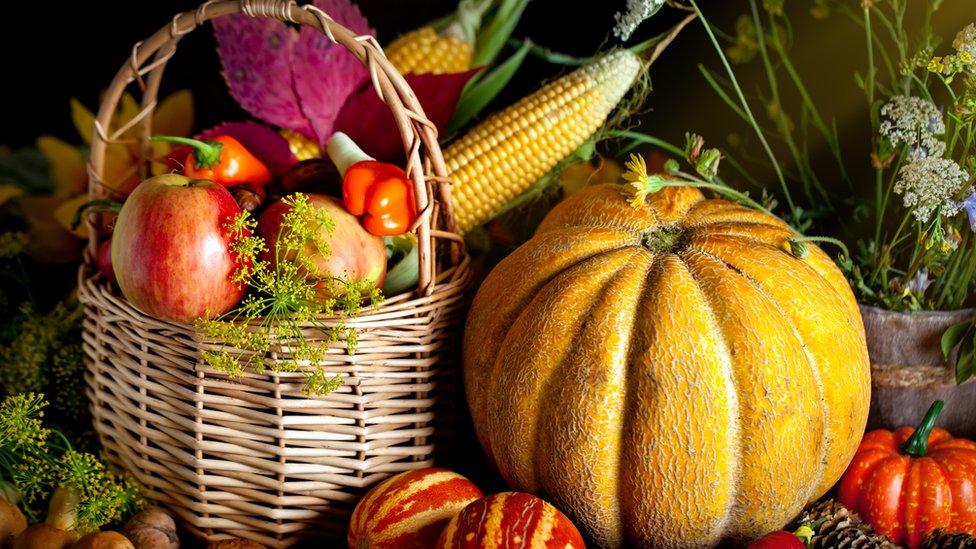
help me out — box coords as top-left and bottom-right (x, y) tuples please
(879, 96), (946, 160)
(0, 393), (50, 451)
(613, 0), (665, 41)
(894, 157), (970, 223)
(0, 232), (27, 258)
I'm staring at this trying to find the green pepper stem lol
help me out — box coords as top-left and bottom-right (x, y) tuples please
(152, 135), (223, 169)
(326, 132), (373, 176)
(903, 400), (945, 457)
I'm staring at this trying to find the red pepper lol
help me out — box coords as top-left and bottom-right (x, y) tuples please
(326, 132), (417, 236)
(343, 161), (417, 236)
(747, 531), (805, 549)
(154, 135), (271, 187)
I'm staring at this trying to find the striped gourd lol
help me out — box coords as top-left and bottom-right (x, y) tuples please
(347, 468), (482, 549)
(444, 49), (643, 233)
(386, 27), (474, 75)
(436, 492), (586, 548)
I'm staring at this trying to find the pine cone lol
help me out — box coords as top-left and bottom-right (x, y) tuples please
(788, 499), (898, 548)
(922, 529), (976, 548)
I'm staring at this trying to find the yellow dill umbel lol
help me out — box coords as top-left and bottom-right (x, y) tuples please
(386, 27), (474, 75)
(444, 49), (643, 233)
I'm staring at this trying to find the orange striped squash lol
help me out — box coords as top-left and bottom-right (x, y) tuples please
(348, 468), (483, 549)
(463, 184), (871, 547)
(436, 492), (586, 548)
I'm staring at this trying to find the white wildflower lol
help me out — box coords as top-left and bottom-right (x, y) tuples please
(954, 23), (976, 59)
(879, 95), (946, 160)
(894, 157), (970, 223)
(614, 0), (665, 41)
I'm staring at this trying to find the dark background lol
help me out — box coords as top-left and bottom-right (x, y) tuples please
(1, 0), (969, 202)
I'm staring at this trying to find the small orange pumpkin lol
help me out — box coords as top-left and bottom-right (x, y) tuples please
(838, 401), (976, 548)
(463, 184), (871, 546)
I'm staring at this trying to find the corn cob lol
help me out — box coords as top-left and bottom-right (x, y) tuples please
(280, 128), (321, 161)
(385, 0), (493, 75)
(445, 49), (643, 233)
(386, 27), (474, 75)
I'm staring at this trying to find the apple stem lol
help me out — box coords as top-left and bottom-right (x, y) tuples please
(326, 132), (373, 176)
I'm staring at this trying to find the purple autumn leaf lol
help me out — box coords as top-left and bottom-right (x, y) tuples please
(293, 0), (374, 144)
(333, 68), (483, 161)
(213, 15), (312, 136)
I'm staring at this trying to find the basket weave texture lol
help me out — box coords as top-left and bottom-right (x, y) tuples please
(77, 1), (470, 546)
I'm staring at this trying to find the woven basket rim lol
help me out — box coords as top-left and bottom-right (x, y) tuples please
(82, 0), (465, 299)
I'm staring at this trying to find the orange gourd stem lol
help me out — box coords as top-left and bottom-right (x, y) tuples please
(326, 132), (417, 237)
(902, 400), (944, 457)
(153, 135), (271, 187)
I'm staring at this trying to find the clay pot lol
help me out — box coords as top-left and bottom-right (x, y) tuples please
(861, 305), (976, 437)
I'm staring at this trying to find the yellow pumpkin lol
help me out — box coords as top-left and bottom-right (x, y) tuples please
(462, 184), (870, 547)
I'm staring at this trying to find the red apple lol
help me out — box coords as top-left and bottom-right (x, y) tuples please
(112, 174), (248, 322)
(257, 194), (386, 292)
(97, 238), (116, 286)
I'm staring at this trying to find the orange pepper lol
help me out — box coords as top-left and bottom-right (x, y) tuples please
(342, 160), (417, 236)
(154, 135), (271, 186)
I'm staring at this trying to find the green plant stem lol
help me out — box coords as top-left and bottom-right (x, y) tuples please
(864, 6), (875, 107)
(688, 0), (795, 214)
(934, 231), (968, 309)
(670, 170), (773, 215)
(766, 11), (848, 189)
(873, 167), (884, 246)
(611, 130), (684, 157)
(790, 235), (851, 259)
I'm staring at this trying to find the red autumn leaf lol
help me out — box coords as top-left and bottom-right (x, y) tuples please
(332, 68), (482, 161)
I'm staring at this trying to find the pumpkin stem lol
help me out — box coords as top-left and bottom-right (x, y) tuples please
(903, 400), (944, 457)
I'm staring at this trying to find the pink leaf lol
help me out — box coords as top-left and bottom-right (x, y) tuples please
(164, 121), (297, 177)
(213, 15), (312, 136)
(293, 0), (374, 144)
(332, 68), (482, 162)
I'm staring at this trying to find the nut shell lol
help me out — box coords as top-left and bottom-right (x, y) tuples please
(122, 507), (179, 549)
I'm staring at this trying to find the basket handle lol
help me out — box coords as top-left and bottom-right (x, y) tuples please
(86, 0), (462, 295)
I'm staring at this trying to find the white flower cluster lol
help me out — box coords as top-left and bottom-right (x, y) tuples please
(613, 0), (665, 41)
(879, 96), (946, 160)
(954, 23), (976, 59)
(894, 157), (970, 223)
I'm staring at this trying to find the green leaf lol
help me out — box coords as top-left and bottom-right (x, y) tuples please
(941, 321), (971, 359)
(449, 39), (531, 133)
(955, 338), (974, 385)
(473, 0), (529, 67)
(382, 235), (419, 296)
(514, 39), (592, 66)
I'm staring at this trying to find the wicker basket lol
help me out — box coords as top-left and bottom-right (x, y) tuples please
(77, 1), (470, 546)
